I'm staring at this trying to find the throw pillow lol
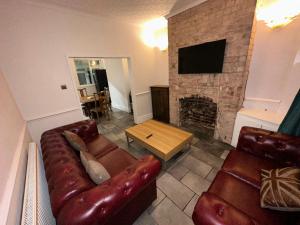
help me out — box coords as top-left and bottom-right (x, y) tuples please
(80, 151), (110, 184)
(260, 167), (300, 211)
(62, 130), (87, 152)
(80, 149), (94, 168)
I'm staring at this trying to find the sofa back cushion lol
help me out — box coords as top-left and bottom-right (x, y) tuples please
(237, 127), (300, 167)
(50, 120), (99, 142)
(86, 134), (118, 158)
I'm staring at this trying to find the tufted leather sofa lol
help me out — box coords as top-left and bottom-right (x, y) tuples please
(193, 127), (300, 225)
(40, 120), (161, 225)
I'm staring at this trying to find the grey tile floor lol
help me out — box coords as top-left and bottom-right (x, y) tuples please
(97, 109), (232, 225)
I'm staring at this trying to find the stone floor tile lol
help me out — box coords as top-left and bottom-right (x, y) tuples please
(133, 211), (158, 225)
(191, 136), (200, 145)
(152, 188), (166, 207)
(103, 132), (120, 142)
(114, 139), (128, 149)
(147, 188), (166, 214)
(181, 171), (211, 195)
(194, 141), (223, 157)
(179, 155), (212, 178)
(184, 194), (199, 217)
(190, 146), (224, 169)
(102, 123), (116, 130)
(117, 132), (127, 142)
(151, 198), (194, 225)
(162, 149), (190, 170)
(127, 147), (149, 159)
(194, 138), (232, 157)
(167, 163), (189, 180)
(96, 109), (232, 224)
(220, 150), (230, 160)
(157, 173), (194, 210)
(205, 167), (219, 182)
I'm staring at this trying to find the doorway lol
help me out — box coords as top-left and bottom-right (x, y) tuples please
(68, 57), (133, 121)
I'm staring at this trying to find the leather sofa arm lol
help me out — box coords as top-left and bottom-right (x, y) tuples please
(236, 126), (300, 166)
(192, 192), (261, 225)
(57, 155), (161, 225)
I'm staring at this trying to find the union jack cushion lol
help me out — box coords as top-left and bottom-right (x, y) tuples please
(260, 167), (300, 211)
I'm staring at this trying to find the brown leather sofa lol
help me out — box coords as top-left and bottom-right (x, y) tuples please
(40, 120), (161, 225)
(193, 127), (300, 225)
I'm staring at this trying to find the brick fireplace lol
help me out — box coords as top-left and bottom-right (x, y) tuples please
(168, 0), (257, 143)
(180, 96), (217, 138)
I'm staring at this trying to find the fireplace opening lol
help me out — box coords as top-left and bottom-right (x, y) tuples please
(179, 95), (217, 138)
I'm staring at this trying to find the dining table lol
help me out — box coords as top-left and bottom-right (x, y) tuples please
(80, 95), (97, 104)
(80, 95), (99, 118)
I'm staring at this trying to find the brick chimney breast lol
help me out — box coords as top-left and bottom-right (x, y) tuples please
(168, 0), (257, 143)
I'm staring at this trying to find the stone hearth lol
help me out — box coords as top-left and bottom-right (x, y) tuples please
(180, 96), (217, 138)
(168, 0), (257, 143)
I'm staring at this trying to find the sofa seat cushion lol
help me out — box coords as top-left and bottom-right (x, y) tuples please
(208, 171), (293, 225)
(222, 150), (281, 189)
(96, 148), (137, 177)
(86, 134), (118, 158)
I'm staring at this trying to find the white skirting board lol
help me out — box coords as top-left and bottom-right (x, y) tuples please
(135, 113), (153, 124)
(21, 143), (55, 225)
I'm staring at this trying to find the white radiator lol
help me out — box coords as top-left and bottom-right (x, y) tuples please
(21, 143), (56, 225)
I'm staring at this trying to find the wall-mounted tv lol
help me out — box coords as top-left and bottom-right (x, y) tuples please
(178, 39), (226, 74)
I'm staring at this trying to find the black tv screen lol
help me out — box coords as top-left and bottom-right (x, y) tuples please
(178, 39), (226, 74)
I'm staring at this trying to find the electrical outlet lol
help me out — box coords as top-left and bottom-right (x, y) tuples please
(60, 84), (67, 90)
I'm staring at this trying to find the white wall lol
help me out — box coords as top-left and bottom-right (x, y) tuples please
(245, 18), (300, 115)
(0, 1), (169, 143)
(0, 70), (32, 225)
(104, 58), (131, 112)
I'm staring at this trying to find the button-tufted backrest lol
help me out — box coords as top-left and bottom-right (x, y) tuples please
(45, 119), (99, 142)
(236, 127), (300, 167)
(40, 120), (98, 217)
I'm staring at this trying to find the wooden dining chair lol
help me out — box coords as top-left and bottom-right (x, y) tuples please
(90, 92), (110, 122)
(78, 88), (88, 97)
(78, 88), (90, 117)
(104, 87), (112, 111)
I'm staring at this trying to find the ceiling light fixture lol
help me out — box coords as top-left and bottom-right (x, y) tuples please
(256, 0), (300, 28)
(141, 17), (168, 51)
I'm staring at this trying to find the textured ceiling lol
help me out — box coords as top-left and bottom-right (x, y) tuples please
(24, 0), (206, 25)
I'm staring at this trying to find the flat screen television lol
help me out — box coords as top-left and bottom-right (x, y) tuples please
(178, 39), (226, 74)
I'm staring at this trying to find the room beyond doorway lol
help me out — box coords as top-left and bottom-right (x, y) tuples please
(68, 57), (133, 121)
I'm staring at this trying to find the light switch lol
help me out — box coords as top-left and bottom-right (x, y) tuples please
(60, 84), (67, 90)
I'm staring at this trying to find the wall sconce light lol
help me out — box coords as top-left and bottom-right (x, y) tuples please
(141, 17), (168, 51)
(90, 60), (96, 66)
(256, 0), (300, 28)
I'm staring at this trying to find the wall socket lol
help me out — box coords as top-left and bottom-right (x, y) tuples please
(60, 84), (67, 90)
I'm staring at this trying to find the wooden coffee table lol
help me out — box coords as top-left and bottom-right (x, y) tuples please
(125, 120), (193, 161)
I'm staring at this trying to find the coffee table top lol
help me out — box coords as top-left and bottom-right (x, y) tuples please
(125, 120), (193, 161)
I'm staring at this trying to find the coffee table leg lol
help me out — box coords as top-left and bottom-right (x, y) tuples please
(162, 160), (167, 170)
(185, 139), (192, 150)
(126, 134), (134, 145)
(126, 134), (130, 145)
